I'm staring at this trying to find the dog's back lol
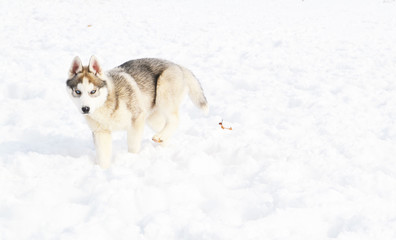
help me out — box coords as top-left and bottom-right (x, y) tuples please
(118, 58), (171, 106)
(116, 58), (207, 113)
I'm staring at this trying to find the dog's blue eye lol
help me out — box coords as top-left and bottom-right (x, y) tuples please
(75, 90), (81, 95)
(90, 90), (96, 94)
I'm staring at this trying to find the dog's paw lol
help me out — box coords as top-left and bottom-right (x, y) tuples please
(152, 135), (163, 143)
(152, 135), (171, 147)
(98, 160), (111, 169)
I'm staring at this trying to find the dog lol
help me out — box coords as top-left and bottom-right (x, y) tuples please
(66, 56), (208, 168)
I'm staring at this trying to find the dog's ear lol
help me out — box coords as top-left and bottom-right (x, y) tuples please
(88, 56), (102, 75)
(69, 56), (83, 78)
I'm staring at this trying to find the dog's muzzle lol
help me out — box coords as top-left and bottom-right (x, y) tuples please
(82, 106), (90, 114)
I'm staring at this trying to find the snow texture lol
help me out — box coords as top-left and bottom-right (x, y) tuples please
(1, 0), (396, 239)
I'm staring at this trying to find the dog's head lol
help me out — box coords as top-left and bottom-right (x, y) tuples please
(66, 56), (108, 115)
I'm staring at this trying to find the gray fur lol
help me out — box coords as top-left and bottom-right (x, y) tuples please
(117, 58), (172, 106)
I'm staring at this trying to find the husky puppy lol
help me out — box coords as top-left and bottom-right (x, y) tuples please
(66, 56), (208, 168)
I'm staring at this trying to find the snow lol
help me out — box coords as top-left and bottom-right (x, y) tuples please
(1, 0), (396, 239)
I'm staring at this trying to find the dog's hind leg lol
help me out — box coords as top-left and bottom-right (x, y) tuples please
(151, 66), (185, 144)
(147, 110), (166, 132)
(152, 111), (179, 144)
(128, 112), (145, 153)
(93, 131), (112, 169)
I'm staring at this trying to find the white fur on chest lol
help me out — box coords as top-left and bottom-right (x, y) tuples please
(88, 101), (134, 131)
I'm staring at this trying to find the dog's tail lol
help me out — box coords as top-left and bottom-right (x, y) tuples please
(182, 67), (209, 115)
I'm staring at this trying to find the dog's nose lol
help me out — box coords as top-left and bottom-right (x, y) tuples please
(82, 106), (90, 114)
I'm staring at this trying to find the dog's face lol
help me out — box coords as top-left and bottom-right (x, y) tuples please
(66, 56), (108, 115)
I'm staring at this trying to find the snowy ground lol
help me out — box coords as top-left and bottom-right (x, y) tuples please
(1, 0), (396, 239)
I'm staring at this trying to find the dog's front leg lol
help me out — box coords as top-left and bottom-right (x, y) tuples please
(128, 112), (145, 153)
(93, 131), (112, 169)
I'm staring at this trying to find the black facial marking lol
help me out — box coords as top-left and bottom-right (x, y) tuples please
(66, 75), (80, 88)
